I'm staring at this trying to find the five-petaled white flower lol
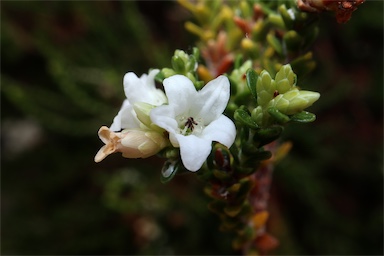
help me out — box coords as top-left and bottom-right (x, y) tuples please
(150, 75), (236, 172)
(110, 69), (167, 131)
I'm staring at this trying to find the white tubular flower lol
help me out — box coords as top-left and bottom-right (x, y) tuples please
(110, 69), (167, 131)
(150, 75), (236, 172)
(94, 126), (168, 162)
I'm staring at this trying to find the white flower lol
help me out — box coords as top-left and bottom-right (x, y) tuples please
(110, 69), (167, 131)
(150, 75), (236, 172)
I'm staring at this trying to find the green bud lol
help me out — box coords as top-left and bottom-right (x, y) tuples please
(251, 106), (263, 126)
(270, 89), (320, 115)
(256, 70), (276, 107)
(171, 55), (186, 73)
(275, 64), (296, 89)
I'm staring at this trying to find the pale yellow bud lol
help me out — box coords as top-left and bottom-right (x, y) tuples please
(269, 89), (320, 115)
(94, 126), (167, 162)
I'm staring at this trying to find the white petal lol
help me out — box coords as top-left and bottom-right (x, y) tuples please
(110, 100), (137, 131)
(194, 75), (230, 124)
(175, 134), (212, 172)
(201, 115), (236, 148)
(150, 105), (178, 134)
(163, 75), (196, 115)
(123, 70), (166, 106)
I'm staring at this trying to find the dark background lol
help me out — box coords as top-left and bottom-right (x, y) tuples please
(1, 1), (383, 255)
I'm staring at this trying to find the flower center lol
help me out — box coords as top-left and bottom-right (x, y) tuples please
(177, 115), (204, 135)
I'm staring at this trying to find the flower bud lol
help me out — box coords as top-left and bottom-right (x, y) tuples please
(94, 126), (167, 162)
(269, 89), (320, 115)
(274, 64), (296, 90)
(120, 130), (168, 158)
(256, 71), (276, 107)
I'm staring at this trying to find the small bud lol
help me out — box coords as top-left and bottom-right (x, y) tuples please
(171, 55), (186, 73)
(275, 64), (296, 89)
(270, 89), (320, 115)
(251, 106), (263, 125)
(94, 126), (167, 162)
(256, 70), (276, 107)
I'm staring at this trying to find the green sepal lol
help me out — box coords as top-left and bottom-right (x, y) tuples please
(290, 111), (316, 123)
(246, 68), (258, 102)
(254, 125), (284, 146)
(160, 159), (179, 184)
(155, 71), (165, 83)
(234, 107), (259, 129)
(268, 107), (290, 124)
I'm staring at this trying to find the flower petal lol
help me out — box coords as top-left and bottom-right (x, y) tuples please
(175, 134), (212, 172)
(194, 75), (230, 124)
(163, 75), (196, 115)
(123, 70), (166, 106)
(110, 99), (141, 131)
(201, 115), (236, 148)
(150, 105), (178, 134)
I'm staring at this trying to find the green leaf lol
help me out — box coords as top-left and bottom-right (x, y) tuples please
(246, 68), (258, 102)
(290, 111), (316, 123)
(268, 107), (290, 124)
(278, 4), (294, 29)
(267, 33), (283, 55)
(254, 125), (284, 147)
(234, 108), (259, 129)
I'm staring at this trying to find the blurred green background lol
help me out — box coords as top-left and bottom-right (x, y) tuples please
(1, 1), (382, 255)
